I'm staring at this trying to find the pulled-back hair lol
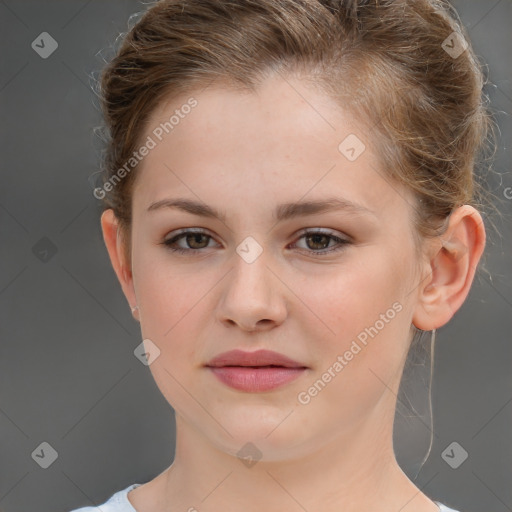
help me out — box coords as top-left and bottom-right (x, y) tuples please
(96, 0), (495, 261)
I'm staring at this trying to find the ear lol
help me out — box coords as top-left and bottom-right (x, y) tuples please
(100, 209), (139, 321)
(412, 205), (486, 331)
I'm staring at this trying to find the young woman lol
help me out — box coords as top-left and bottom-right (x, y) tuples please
(72, 0), (492, 510)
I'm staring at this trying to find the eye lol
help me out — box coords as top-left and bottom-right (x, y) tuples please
(161, 228), (350, 256)
(291, 229), (351, 256)
(161, 229), (217, 254)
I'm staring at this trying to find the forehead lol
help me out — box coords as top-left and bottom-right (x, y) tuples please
(144, 76), (362, 156)
(133, 75), (414, 224)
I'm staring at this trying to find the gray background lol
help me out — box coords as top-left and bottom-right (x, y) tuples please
(0, 1), (510, 511)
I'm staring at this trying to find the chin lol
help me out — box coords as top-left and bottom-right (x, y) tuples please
(207, 414), (312, 462)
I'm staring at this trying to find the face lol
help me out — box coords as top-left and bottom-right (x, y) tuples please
(125, 75), (423, 461)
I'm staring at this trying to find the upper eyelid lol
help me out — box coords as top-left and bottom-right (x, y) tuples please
(164, 227), (346, 239)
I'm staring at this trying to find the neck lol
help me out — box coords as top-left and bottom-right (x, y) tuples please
(151, 402), (438, 512)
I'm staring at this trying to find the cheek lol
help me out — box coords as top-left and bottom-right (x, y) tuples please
(133, 266), (208, 412)
(294, 249), (411, 393)
(295, 249), (408, 343)
(131, 248), (207, 361)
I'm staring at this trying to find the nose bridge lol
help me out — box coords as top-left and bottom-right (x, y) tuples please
(218, 238), (287, 329)
(230, 240), (274, 302)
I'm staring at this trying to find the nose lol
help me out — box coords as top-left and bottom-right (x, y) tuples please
(217, 248), (288, 332)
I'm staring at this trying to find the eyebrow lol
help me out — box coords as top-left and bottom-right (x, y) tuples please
(147, 197), (376, 222)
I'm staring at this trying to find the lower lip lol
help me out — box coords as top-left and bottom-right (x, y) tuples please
(208, 366), (306, 392)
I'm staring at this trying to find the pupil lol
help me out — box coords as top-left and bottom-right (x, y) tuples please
(189, 233), (207, 248)
(309, 234), (328, 250)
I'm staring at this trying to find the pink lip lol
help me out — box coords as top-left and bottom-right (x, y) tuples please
(205, 349), (308, 392)
(206, 349), (305, 368)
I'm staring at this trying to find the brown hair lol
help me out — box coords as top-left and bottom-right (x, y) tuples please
(95, 0), (496, 265)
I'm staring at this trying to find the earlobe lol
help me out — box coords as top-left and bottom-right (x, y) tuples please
(412, 205), (486, 331)
(100, 209), (138, 319)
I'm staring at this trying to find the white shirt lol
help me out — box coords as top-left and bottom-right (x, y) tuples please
(68, 483), (463, 512)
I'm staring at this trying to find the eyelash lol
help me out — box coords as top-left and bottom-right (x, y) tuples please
(161, 228), (351, 256)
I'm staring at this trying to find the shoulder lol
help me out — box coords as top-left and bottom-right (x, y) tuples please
(435, 501), (463, 512)
(68, 483), (142, 512)
(69, 488), (460, 512)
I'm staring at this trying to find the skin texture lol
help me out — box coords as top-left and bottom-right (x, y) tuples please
(101, 74), (485, 512)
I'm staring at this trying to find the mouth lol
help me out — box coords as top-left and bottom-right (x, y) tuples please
(205, 349), (308, 392)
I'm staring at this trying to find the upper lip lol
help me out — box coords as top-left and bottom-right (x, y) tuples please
(205, 349), (307, 368)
